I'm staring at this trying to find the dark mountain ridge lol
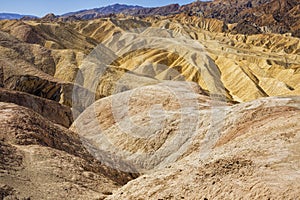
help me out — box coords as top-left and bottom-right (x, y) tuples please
(0, 13), (37, 20)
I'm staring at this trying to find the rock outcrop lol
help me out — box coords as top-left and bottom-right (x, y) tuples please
(69, 80), (300, 199)
(0, 102), (138, 200)
(106, 93), (300, 199)
(71, 81), (212, 172)
(0, 88), (73, 127)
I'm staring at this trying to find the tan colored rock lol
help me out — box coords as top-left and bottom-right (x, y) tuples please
(0, 20), (97, 53)
(70, 80), (300, 199)
(0, 30), (55, 75)
(0, 31), (93, 112)
(71, 81), (219, 172)
(2, 16), (299, 103)
(0, 88), (73, 127)
(106, 95), (300, 199)
(73, 19), (299, 102)
(0, 102), (138, 200)
(0, 65), (3, 87)
(51, 49), (85, 82)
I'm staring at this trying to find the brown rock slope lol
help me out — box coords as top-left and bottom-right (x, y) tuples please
(71, 81), (213, 172)
(0, 102), (138, 200)
(180, 0), (300, 37)
(0, 88), (73, 127)
(0, 23), (94, 112)
(71, 81), (300, 199)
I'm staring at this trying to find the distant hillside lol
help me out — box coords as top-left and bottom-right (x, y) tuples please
(59, 0), (299, 37)
(62, 3), (181, 19)
(62, 3), (143, 19)
(0, 13), (37, 20)
(180, 0), (300, 37)
(122, 4), (180, 16)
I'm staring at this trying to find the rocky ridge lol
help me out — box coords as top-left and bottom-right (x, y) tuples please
(58, 0), (300, 37)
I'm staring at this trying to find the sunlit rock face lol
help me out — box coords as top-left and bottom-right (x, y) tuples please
(0, 1), (299, 199)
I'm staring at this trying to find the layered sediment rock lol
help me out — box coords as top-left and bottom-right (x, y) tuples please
(0, 7), (299, 199)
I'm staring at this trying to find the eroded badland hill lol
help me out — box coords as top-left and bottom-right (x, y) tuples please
(0, 1), (300, 199)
